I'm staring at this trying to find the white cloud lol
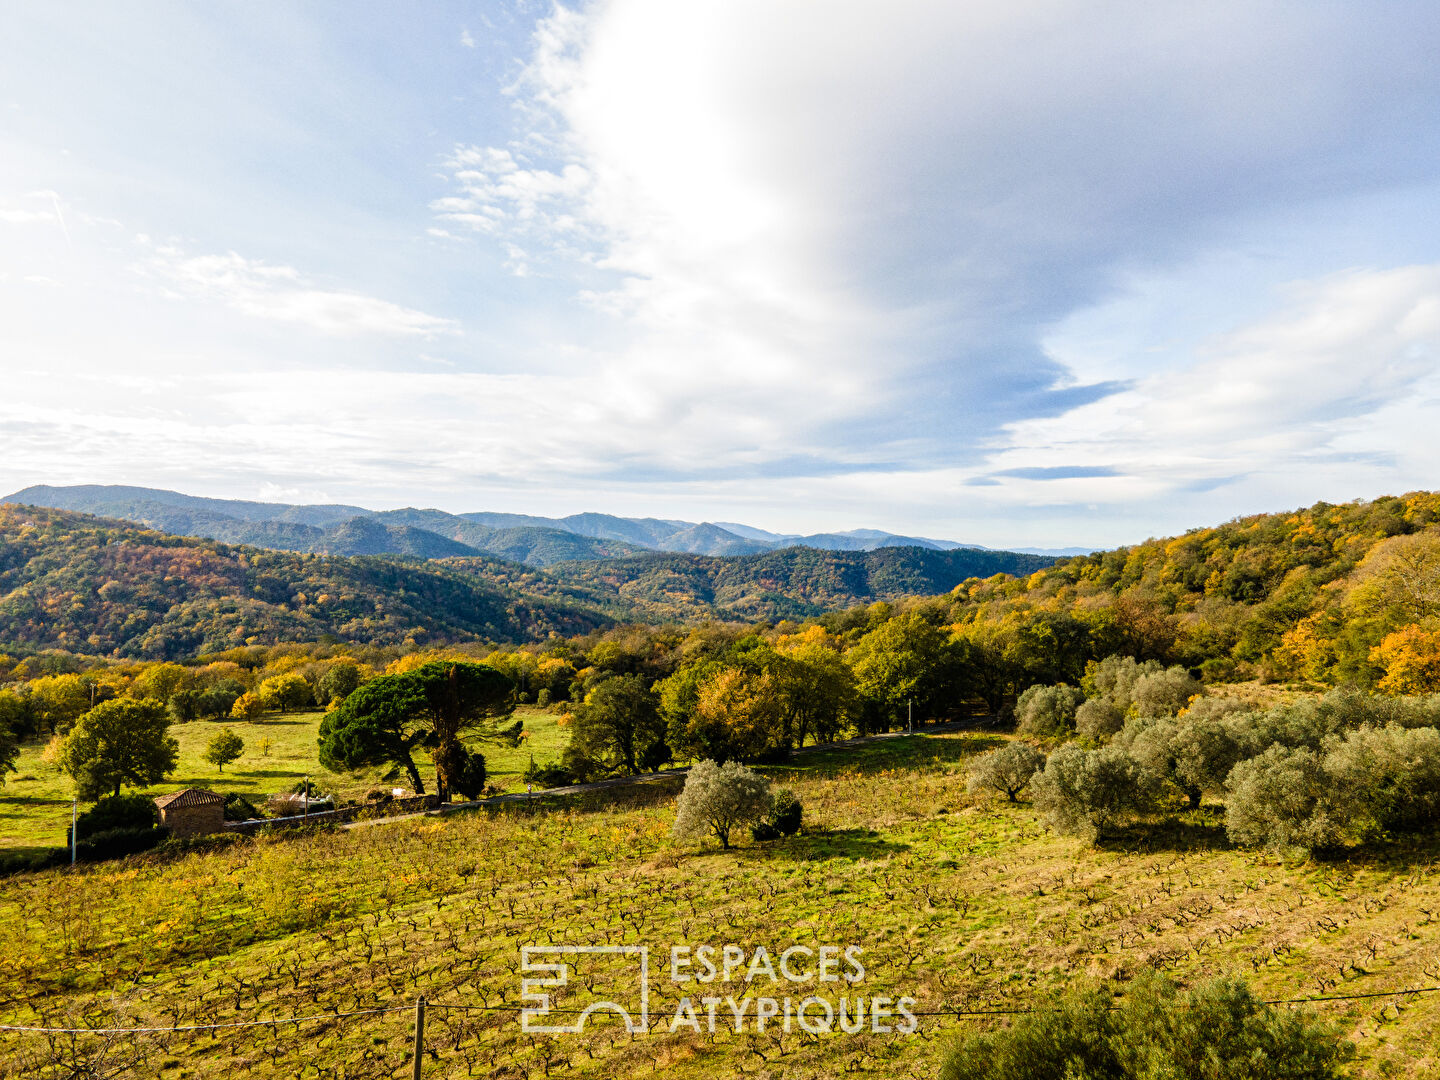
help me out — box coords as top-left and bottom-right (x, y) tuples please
(7, 3), (1440, 544)
(983, 265), (1440, 504)
(133, 246), (458, 338)
(432, 1), (1440, 487)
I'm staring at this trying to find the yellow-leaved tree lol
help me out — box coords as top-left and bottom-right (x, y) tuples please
(1372, 625), (1440, 695)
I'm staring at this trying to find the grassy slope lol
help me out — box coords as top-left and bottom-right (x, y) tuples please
(0, 707), (567, 853)
(2, 733), (1439, 1078)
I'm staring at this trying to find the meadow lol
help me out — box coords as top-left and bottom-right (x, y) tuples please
(0, 706), (569, 854)
(3, 729), (1439, 1078)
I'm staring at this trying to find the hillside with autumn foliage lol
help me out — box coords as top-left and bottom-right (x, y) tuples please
(0, 505), (615, 658)
(944, 491), (1440, 692)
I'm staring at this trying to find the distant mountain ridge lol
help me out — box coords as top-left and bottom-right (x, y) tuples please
(1, 484), (1084, 565)
(0, 505), (1059, 658)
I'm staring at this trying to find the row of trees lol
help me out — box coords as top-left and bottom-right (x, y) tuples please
(972, 655), (1440, 852)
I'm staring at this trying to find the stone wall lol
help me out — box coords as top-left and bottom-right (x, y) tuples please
(160, 801), (226, 838)
(223, 794), (438, 835)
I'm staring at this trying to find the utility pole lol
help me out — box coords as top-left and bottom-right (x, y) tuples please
(70, 799), (77, 866)
(411, 995), (426, 1080)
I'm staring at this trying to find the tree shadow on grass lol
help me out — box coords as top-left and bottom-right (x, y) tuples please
(747, 828), (912, 863)
(0, 794), (74, 809)
(768, 733), (1007, 780)
(1308, 830), (1440, 869)
(231, 768), (311, 780)
(1094, 816), (1233, 855)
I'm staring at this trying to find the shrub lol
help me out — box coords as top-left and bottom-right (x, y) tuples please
(75, 825), (169, 863)
(74, 793), (160, 838)
(527, 764), (575, 788)
(1031, 743), (1159, 842)
(0, 847), (68, 877)
(672, 759), (772, 849)
(752, 788), (803, 840)
(536, 688), (552, 708)
(940, 972), (1352, 1080)
(1225, 745), (1340, 853)
(769, 788), (802, 835)
(966, 742), (1046, 802)
(1014, 684), (1084, 739)
(435, 743), (487, 800)
(223, 793), (262, 821)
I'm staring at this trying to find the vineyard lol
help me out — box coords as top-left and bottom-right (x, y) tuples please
(2, 731), (1440, 1077)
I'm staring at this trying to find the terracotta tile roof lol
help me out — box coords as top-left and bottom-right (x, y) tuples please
(153, 788), (225, 809)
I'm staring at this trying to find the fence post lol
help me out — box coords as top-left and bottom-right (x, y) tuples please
(411, 995), (426, 1079)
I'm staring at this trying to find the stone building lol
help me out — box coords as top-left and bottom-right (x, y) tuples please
(153, 788), (226, 837)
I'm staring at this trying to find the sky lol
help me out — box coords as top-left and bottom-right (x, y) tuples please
(4, 1), (1440, 549)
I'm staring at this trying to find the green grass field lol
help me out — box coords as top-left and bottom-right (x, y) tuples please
(0, 706), (570, 854)
(3, 729), (1440, 1078)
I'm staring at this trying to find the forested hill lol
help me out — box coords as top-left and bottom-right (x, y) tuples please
(0, 506), (616, 659)
(8, 493), (1440, 673)
(0, 505), (1058, 659)
(945, 491), (1440, 687)
(525, 545), (1058, 621)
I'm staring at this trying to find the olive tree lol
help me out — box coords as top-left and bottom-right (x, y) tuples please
(1323, 723), (1440, 838)
(966, 742), (1046, 802)
(941, 971), (1352, 1080)
(1082, 655), (1163, 710)
(1224, 745), (1341, 853)
(1075, 697), (1127, 742)
(1014, 684), (1084, 739)
(1031, 743), (1159, 843)
(672, 759), (773, 849)
(1132, 667), (1203, 718)
(1119, 711), (1250, 810)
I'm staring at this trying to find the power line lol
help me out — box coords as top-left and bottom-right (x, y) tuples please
(3, 983), (1435, 1036)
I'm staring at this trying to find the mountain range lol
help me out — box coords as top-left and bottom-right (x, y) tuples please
(1, 485), (1089, 565)
(0, 504), (1059, 657)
